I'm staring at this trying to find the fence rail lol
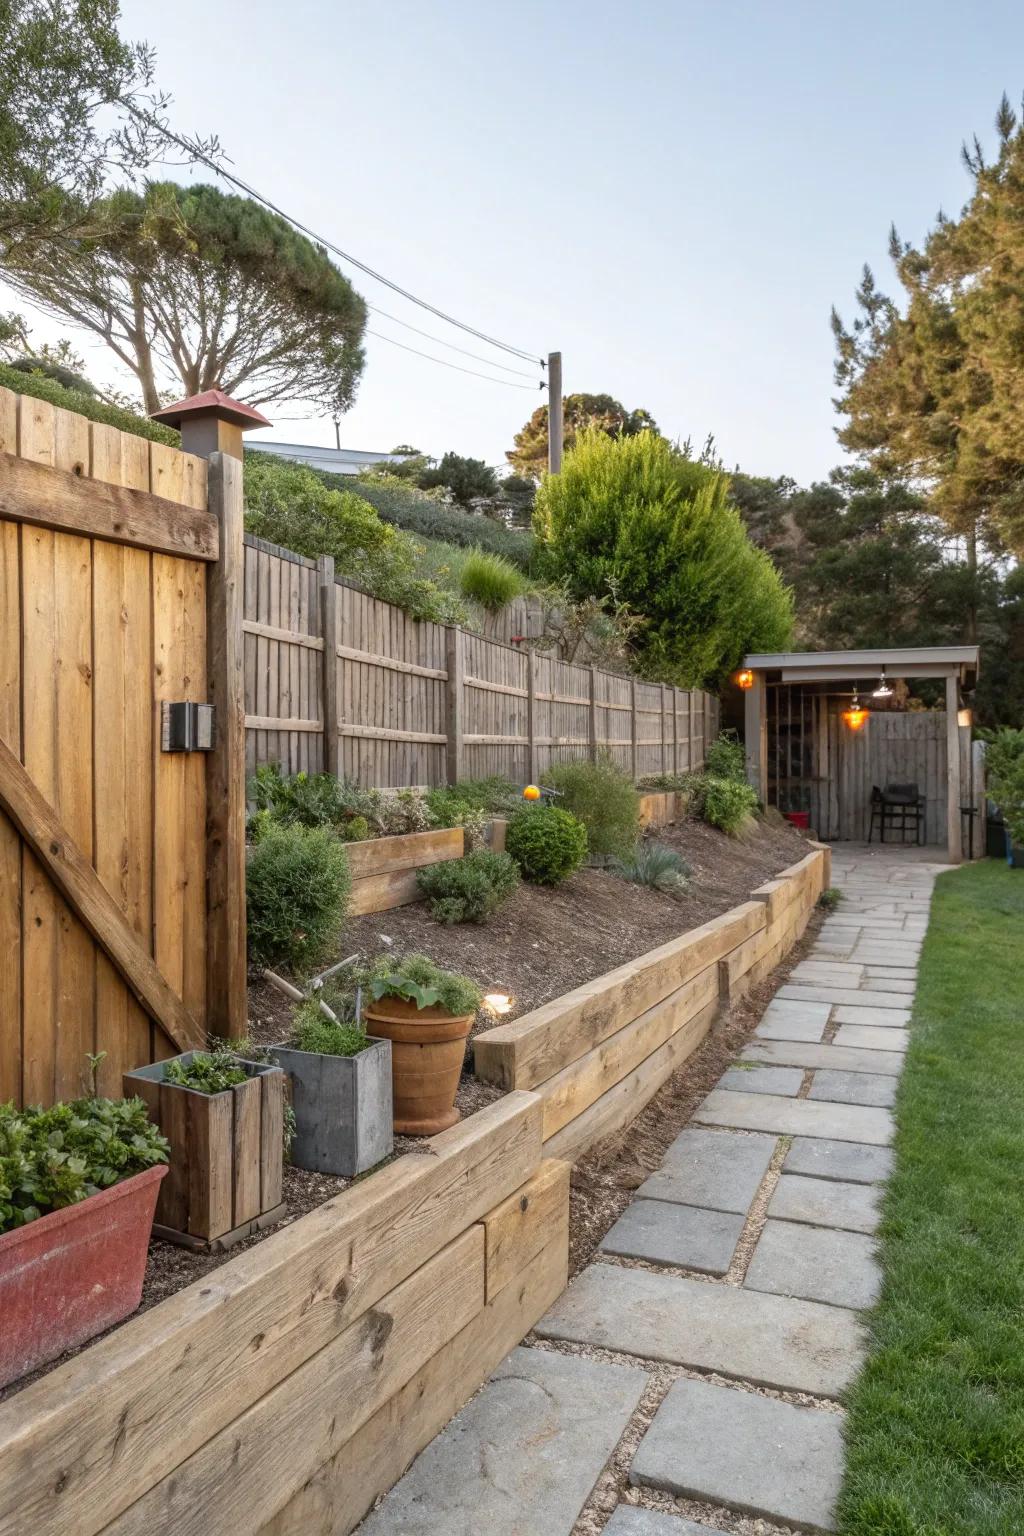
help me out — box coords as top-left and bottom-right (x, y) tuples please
(243, 535), (719, 788)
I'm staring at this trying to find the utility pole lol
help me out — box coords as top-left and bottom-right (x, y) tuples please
(547, 350), (563, 474)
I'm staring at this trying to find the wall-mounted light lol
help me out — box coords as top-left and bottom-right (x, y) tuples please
(842, 692), (869, 731)
(736, 669), (754, 690)
(957, 707), (973, 728)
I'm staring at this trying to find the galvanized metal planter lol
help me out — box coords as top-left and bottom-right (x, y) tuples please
(270, 1038), (393, 1177)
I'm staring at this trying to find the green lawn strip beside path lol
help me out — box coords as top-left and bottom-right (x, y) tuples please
(838, 861), (1024, 1536)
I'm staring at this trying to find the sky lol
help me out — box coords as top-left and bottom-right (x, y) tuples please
(6, 0), (1024, 482)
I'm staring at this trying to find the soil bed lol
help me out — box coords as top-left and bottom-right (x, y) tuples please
(2, 817), (815, 1401)
(248, 812), (809, 1045)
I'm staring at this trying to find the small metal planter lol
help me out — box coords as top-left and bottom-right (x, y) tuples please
(270, 1038), (393, 1177)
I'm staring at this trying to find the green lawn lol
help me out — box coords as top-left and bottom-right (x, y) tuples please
(838, 860), (1024, 1536)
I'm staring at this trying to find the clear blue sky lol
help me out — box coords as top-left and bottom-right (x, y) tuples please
(9, 0), (1024, 481)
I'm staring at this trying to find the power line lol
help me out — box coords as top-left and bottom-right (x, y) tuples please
(129, 104), (544, 366)
(367, 329), (545, 390)
(364, 304), (542, 378)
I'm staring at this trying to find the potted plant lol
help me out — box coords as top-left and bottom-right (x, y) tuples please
(362, 954), (482, 1135)
(270, 1005), (393, 1176)
(0, 1096), (168, 1388)
(123, 1050), (287, 1250)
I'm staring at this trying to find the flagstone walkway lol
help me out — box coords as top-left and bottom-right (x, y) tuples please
(358, 845), (948, 1536)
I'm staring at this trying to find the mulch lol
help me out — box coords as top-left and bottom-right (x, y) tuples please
(1, 814), (815, 1401)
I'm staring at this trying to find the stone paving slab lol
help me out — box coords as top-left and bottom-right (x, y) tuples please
(755, 1001), (831, 1043)
(833, 1004), (911, 1027)
(358, 1345), (647, 1536)
(720, 1064), (804, 1096)
(604, 1508), (721, 1536)
(808, 1069), (898, 1108)
(861, 976), (915, 993)
(630, 1376), (844, 1533)
(768, 1172), (881, 1233)
(536, 1264), (864, 1396)
(784, 1135), (894, 1184)
(864, 965), (918, 980)
(834, 1024), (910, 1052)
(848, 946), (922, 966)
(695, 1089), (893, 1145)
(741, 1039), (904, 1076)
(600, 1199), (744, 1274)
(746, 1220), (881, 1310)
(778, 984), (914, 1009)
(641, 1128), (777, 1214)
(790, 961), (865, 983)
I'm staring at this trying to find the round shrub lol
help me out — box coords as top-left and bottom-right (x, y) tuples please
(416, 849), (520, 924)
(701, 775), (759, 837)
(505, 804), (588, 885)
(542, 757), (639, 860)
(704, 730), (746, 783)
(246, 822), (351, 973)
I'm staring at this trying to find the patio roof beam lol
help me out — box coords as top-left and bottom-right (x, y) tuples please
(779, 663), (961, 683)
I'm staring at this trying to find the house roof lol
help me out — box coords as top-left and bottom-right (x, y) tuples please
(244, 440), (414, 475)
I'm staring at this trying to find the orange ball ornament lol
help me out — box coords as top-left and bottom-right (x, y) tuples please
(523, 784), (541, 801)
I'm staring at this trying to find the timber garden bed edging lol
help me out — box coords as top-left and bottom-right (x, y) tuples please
(474, 844), (829, 1161)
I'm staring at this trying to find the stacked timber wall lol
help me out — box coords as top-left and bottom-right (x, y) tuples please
(243, 534), (718, 789)
(0, 1095), (568, 1536)
(474, 846), (829, 1161)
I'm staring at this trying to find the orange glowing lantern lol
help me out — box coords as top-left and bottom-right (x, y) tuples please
(842, 693), (869, 731)
(523, 784), (541, 801)
(736, 669), (754, 690)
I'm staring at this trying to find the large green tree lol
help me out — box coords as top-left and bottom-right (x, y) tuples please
(534, 429), (793, 687)
(507, 392), (659, 480)
(832, 92), (1024, 559)
(417, 450), (498, 507)
(0, 0), (211, 253)
(0, 180), (367, 412)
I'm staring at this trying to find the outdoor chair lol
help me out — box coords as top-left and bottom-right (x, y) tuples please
(869, 783), (925, 845)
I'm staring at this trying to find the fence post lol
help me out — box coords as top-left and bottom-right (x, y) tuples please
(526, 648), (538, 784)
(204, 451), (247, 1040)
(588, 666), (599, 764)
(318, 554), (339, 778)
(660, 684), (669, 776)
(445, 627), (465, 785)
(673, 689), (680, 776)
(630, 678), (638, 783)
(167, 392), (268, 1043)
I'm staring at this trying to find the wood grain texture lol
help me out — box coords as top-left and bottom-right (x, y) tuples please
(474, 901), (767, 1092)
(0, 448), (217, 559)
(0, 1091), (542, 1536)
(105, 1227), (486, 1536)
(483, 1157), (570, 1300)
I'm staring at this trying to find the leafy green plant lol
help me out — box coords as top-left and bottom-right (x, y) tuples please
(425, 777), (521, 825)
(249, 764), (380, 835)
(701, 775), (760, 837)
(337, 814), (370, 844)
(244, 454), (466, 625)
(459, 548), (528, 610)
(505, 804), (588, 885)
(611, 841), (690, 895)
(818, 887), (842, 912)
(344, 471), (534, 568)
(363, 953), (482, 1016)
(290, 1003), (371, 1058)
(542, 757), (640, 861)
(0, 1097), (169, 1233)
(163, 1053), (250, 1094)
(374, 788), (432, 836)
(246, 821), (351, 972)
(981, 727), (1024, 845)
(416, 849), (519, 923)
(704, 730), (746, 783)
(0, 362), (178, 446)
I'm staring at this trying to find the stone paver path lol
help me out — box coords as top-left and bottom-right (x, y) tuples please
(357, 846), (945, 1535)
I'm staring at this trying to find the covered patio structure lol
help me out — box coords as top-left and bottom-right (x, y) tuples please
(741, 646), (982, 863)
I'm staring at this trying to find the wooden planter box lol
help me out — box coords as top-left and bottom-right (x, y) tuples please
(346, 827), (464, 914)
(0, 1164), (166, 1389)
(124, 1054), (287, 1251)
(269, 1039), (393, 1176)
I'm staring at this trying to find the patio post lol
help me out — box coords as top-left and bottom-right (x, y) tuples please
(744, 671), (767, 801)
(945, 671), (963, 863)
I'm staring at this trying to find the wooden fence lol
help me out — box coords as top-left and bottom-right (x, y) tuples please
(0, 387), (246, 1108)
(243, 534), (719, 788)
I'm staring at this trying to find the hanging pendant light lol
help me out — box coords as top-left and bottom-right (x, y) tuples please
(872, 667), (893, 700)
(843, 690), (869, 731)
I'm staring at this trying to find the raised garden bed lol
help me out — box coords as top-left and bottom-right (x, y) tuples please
(347, 826), (464, 914)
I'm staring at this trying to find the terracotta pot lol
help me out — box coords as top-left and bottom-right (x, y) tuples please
(363, 997), (474, 1135)
(0, 1163), (166, 1389)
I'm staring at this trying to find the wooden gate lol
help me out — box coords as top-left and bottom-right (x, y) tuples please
(0, 388), (240, 1106)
